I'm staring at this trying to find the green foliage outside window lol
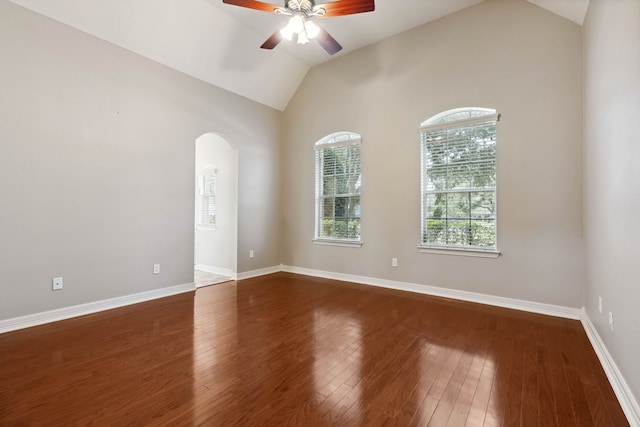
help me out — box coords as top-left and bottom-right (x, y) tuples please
(322, 219), (361, 240)
(424, 219), (495, 247)
(316, 133), (361, 241)
(422, 110), (497, 249)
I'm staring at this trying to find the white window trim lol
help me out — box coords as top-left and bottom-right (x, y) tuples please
(418, 245), (500, 258)
(313, 239), (363, 248)
(196, 224), (217, 231)
(419, 112), (501, 131)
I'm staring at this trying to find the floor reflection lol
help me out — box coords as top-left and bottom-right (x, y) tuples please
(312, 308), (363, 423)
(192, 279), (239, 424)
(0, 292), (197, 425)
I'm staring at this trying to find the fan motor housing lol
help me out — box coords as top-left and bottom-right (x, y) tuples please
(287, 0), (314, 13)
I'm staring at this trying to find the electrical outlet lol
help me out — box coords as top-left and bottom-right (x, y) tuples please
(249, 250), (254, 258)
(598, 296), (602, 314)
(608, 312), (614, 331)
(153, 264), (160, 275)
(392, 258), (398, 267)
(52, 277), (63, 291)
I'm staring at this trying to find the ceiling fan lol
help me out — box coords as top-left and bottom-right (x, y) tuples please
(222, 0), (375, 55)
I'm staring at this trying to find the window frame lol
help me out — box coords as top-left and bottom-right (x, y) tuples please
(419, 108), (500, 257)
(314, 132), (363, 247)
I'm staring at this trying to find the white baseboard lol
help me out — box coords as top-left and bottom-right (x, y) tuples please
(581, 310), (640, 427)
(281, 265), (582, 320)
(0, 262), (283, 334)
(236, 264), (283, 281)
(0, 282), (195, 334)
(195, 264), (236, 280)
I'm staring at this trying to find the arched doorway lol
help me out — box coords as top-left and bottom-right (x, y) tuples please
(194, 133), (238, 287)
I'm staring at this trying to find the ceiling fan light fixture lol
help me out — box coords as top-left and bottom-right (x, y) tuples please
(304, 20), (320, 39)
(280, 25), (294, 41)
(288, 13), (305, 33)
(297, 30), (310, 44)
(280, 12), (318, 45)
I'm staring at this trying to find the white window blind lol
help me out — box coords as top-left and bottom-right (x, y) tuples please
(315, 132), (362, 241)
(420, 108), (499, 250)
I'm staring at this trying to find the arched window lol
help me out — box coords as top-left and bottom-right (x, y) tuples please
(315, 132), (362, 243)
(420, 108), (499, 253)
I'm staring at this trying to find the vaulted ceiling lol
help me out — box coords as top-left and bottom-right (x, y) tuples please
(8, 0), (589, 111)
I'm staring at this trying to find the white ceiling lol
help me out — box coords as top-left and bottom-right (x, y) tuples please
(8, 0), (589, 111)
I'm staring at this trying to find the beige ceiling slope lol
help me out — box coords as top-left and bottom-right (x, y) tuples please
(8, 0), (308, 111)
(8, 0), (590, 110)
(527, 0), (589, 25)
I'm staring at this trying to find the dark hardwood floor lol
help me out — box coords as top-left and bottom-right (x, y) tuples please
(0, 272), (629, 426)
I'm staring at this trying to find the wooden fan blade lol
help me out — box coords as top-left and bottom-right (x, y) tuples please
(315, 26), (342, 55)
(260, 28), (284, 50)
(314, 0), (375, 17)
(222, 0), (282, 13)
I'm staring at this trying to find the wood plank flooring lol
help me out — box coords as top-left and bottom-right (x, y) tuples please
(0, 272), (629, 426)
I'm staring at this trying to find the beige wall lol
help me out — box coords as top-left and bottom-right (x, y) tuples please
(583, 0), (640, 403)
(282, 0), (584, 307)
(0, 1), (281, 320)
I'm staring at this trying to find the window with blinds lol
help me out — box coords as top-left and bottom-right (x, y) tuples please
(315, 132), (362, 242)
(420, 108), (499, 251)
(197, 166), (217, 228)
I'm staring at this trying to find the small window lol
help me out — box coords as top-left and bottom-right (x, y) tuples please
(197, 166), (217, 228)
(315, 132), (362, 243)
(420, 108), (499, 252)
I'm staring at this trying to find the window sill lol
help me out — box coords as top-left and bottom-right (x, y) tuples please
(313, 239), (363, 248)
(418, 246), (500, 258)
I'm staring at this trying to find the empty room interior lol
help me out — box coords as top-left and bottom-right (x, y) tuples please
(1, 0), (639, 425)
